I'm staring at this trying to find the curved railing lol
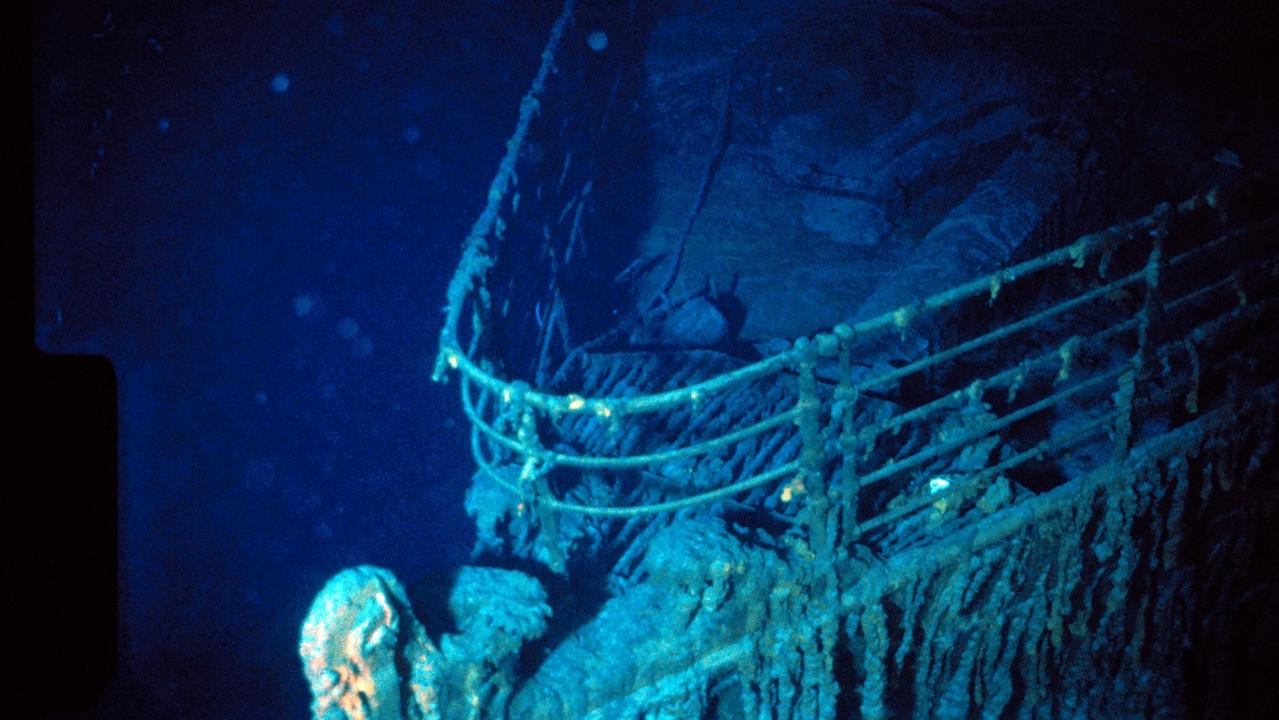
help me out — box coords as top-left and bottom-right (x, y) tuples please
(444, 175), (1272, 550)
(430, 0), (1277, 571)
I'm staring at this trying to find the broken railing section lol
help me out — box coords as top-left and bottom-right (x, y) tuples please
(438, 175), (1274, 574)
(431, 0), (632, 388)
(431, 0), (577, 386)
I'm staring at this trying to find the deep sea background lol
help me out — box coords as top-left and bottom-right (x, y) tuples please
(28, 1), (1279, 718)
(33, 2), (562, 716)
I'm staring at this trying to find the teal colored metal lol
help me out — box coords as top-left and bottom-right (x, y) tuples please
(443, 185), (1270, 531)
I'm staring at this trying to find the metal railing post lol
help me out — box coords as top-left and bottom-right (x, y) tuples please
(515, 403), (566, 573)
(1119, 208), (1169, 459)
(1136, 206), (1170, 379)
(794, 338), (831, 561)
(833, 323), (860, 543)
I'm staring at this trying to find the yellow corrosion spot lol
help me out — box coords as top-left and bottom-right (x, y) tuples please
(593, 402), (612, 418)
(566, 394), (586, 411)
(501, 386), (513, 403)
(445, 352), (459, 369)
(780, 475), (807, 503)
(929, 476), (954, 514)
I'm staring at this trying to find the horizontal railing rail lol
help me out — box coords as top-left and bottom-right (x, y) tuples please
(426, 0), (1274, 563)
(436, 195), (1179, 415)
(440, 178), (1273, 539)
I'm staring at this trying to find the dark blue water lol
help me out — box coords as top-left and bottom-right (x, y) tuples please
(33, 2), (558, 716)
(31, 2), (1279, 718)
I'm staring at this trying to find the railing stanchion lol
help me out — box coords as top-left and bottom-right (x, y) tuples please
(515, 403), (566, 574)
(795, 339), (831, 562)
(1120, 207), (1169, 460)
(1137, 206), (1169, 376)
(833, 324), (860, 544)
